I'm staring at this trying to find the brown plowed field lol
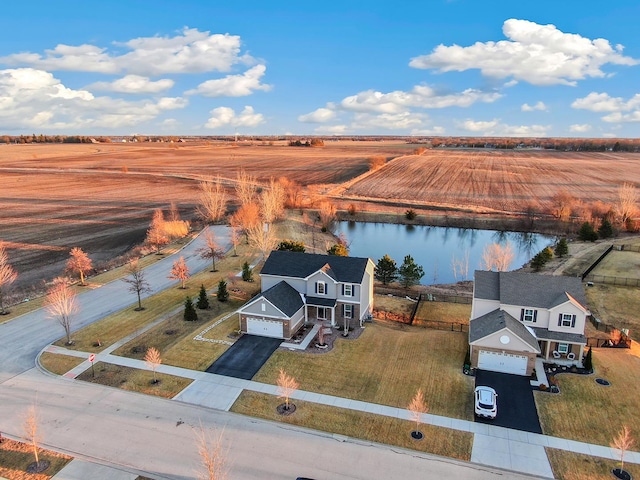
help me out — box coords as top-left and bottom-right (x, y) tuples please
(343, 149), (640, 212)
(0, 142), (638, 296)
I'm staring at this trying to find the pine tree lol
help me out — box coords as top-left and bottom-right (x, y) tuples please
(398, 255), (424, 288)
(183, 296), (198, 321)
(598, 218), (614, 239)
(241, 262), (253, 282)
(583, 346), (593, 372)
(530, 253), (546, 272)
(554, 238), (569, 258)
(578, 222), (598, 242)
(375, 254), (398, 285)
(217, 280), (229, 302)
(197, 284), (210, 310)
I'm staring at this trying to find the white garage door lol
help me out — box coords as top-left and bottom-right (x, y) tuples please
(478, 350), (528, 376)
(246, 317), (284, 338)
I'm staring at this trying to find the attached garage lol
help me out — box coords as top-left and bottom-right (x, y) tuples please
(477, 350), (528, 376)
(246, 317), (284, 338)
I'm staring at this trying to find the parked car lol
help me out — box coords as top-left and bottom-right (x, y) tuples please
(474, 386), (498, 418)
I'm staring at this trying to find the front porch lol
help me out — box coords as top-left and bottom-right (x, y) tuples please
(532, 327), (586, 367)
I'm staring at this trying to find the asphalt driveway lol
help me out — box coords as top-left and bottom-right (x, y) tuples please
(206, 334), (282, 379)
(474, 370), (542, 433)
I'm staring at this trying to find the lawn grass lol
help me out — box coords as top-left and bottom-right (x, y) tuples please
(535, 344), (640, 446)
(413, 301), (471, 326)
(253, 321), (475, 419)
(231, 391), (473, 461)
(591, 250), (640, 280)
(53, 248), (258, 353)
(112, 299), (243, 371)
(586, 283), (640, 332)
(374, 294), (415, 316)
(39, 352), (85, 375)
(75, 362), (192, 398)
(546, 448), (640, 480)
(0, 439), (72, 480)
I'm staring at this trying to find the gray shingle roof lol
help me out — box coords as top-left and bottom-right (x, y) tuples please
(473, 270), (588, 310)
(305, 296), (337, 307)
(260, 281), (304, 317)
(261, 250), (370, 284)
(531, 327), (586, 344)
(470, 308), (540, 352)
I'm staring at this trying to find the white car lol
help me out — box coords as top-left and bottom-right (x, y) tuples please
(474, 386), (498, 419)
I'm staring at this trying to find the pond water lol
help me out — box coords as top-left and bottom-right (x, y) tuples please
(335, 221), (557, 285)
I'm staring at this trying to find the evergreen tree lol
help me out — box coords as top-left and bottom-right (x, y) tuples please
(541, 246), (554, 262)
(327, 243), (349, 256)
(530, 253), (546, 272)
(217, 280), (229, 302)
(583, 346), (593, 372)
(598, 219), (614, 239)
(196, 284), (210, 310)
(241, 262), (253, 282)
(375, 254), (398, 285)
(398, 255), (425, 288)
(554, 238), (569, 258)
(277, 240), (306, 252)
(183, 296), (198, 321)
(578, 222), (598, 242)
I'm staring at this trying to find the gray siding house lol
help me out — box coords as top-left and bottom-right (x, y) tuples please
(237, 250), (375, 339)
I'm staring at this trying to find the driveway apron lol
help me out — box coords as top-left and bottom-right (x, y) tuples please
(206, 334), (282, 379)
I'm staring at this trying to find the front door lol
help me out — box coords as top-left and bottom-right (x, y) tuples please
(317, 307), (327, 321)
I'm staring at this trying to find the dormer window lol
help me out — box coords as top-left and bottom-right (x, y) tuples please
(343, 284), (353, 297)
(558, 313), (576, 328)
(316, 281), (326, 295)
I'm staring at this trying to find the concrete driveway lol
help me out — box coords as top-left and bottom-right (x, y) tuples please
(474, 370), (542, 434)
(206, 334), (282, 379)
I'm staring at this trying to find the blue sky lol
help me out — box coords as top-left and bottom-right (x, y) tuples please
(1, 1), (639, 137)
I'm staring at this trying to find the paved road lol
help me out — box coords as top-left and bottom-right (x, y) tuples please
(0, 226), (230, 383)
(0, 228), (541, 479)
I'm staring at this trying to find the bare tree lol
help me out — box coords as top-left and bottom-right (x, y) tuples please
(0, 243), (18, 314)
(169, 256), (190, 289)
(550, 191), (577, 222)
(407, 388), (428, 437)
(122, 260), (152, 310)
(276, 368), (299, 411)
(278, 177), (302, 209)
(66, 247), (93, 286)
(23, 405), (43, 470)
(481, 242), (514, 272)
(618, 183), (638, 225)
(369, 155), (386, 171)
(230, 226), (240, 257)
(195, 425), (228, 480)
(45, 278), (78, 345)
(247, 222), (276, 257)
(197, 176), (227, 224)
(260, 177), (285, 225)
(146, 209), (169, 253)
(235, 168), (258, 207)
(169, 201), (181, 222)
(611, 425), (635, 474)
(197, 229), (225, 272)
(318, 201), (337, 231)
(144, 347), (162, 384)
(230, 202), (261, 243)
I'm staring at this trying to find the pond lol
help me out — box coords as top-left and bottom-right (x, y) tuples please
(335, 221), (557, 285)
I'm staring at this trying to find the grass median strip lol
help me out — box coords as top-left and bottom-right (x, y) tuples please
(76, 362), (192, 398)
(0, 439), (72, 480)
(39, 352), (86, 375)
(231, 390), (473, 461)
(253, 322), (475, 419)
(546, 448), (640, 480)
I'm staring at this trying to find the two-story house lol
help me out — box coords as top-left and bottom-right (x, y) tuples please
(469, 270), (590, 376)
(236, 250), (375, 339)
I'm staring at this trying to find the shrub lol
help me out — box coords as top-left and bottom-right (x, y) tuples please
(183, 296), (198, 321)
(327, 243), (349, 256)
(347, 203), (357, 216)
(196, 284), (209, 310)
(242, 262), (253, 282)
(405, 209), (417, 221)
(217, 280), (229, 302)
(277, 240), (305, 252)
(554, 238), (569, 257)
(583, 346), (593, 371)
(539, 384), (548, 391)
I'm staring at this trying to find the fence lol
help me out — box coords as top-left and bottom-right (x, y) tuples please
(418, 293), (472, 304)
(581, 244), (613, 280)
(413, 318), (468, 333)
(584, 274), (640, 287)
(586, 337), (632, 348)
(621, 244), (640, 253)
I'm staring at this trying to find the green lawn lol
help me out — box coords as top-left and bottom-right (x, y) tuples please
(253, 321), (475, 419)
(413, 301), (471, 327)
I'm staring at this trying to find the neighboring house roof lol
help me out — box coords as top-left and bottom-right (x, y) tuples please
(470, 309), (540, 352)
(531, 327), (587, 344)
(473, 270), (588, 311)
(261, 250), (370, 284)
(256, 280), (304, 317)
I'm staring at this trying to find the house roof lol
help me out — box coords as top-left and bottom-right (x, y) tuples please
(473, 270), (588, 311)
(531, 327), (587, 345)
(470, 308), (540, 352)
(261, 250), (370, 284)
(305, 296), (337, 307)
(258, 280), (304, 317)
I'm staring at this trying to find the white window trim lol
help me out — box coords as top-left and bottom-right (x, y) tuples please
(561, 313), (573, 327)
(344, 284), (353, 297)
(523, 308), (535, 322)
(344, 304), (353, 319)
(557, 343), (569, 354)
(317, 307), (327, 320)
(316, 281), (326, 295)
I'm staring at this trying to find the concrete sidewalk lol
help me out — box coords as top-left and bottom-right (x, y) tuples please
(44, 344), (640, 479)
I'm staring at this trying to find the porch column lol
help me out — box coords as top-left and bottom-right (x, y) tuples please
(304, 304), (308, 325)
(544, 340), (551, 360)
(331, 307), (335, 327)
(578, 344), (585, 366)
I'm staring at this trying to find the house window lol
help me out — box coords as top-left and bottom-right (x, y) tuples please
(316, 281), (326, 295)
(261, 302), (266, 312)
(343, 284), (353, 297)
(557, 343), (569, 354)
(343, 304), (353, 319)
(559, 313), (576, 328)
(521, 308), (536, 322)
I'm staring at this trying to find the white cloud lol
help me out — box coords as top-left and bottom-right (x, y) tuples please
(0, 27), (252, 76)
(88, 74), (174, 93)
(298, 107), (336, 123)
(410, 19), (637, 86)
(521, 101), (548, 112)
(569, 124), (592, 133)
(0, 68), (186, 130)
(185, 64), (271, 97)
(205, 106), (264, 129)
(458, 118), (550, 136)
(410, 126), (446, 135)
(314, 124), (349, 134)
(572, 92), (640, 122)
(603, 133), (619, 138)
(340, 85), (501, 113)
(351, 111), (427, 130)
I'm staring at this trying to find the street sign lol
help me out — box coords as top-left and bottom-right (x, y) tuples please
(89, 354), (95, 362)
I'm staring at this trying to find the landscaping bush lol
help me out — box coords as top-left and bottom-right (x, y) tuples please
(405, 209), (417, 221)
(242, 262), (253, 282)
(217, 280), (229, 302)
(183, 296), (198, 321)
(347, 203), (357, 216)
(196, 284), (209, 310)
(583, 346), (593, 372)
